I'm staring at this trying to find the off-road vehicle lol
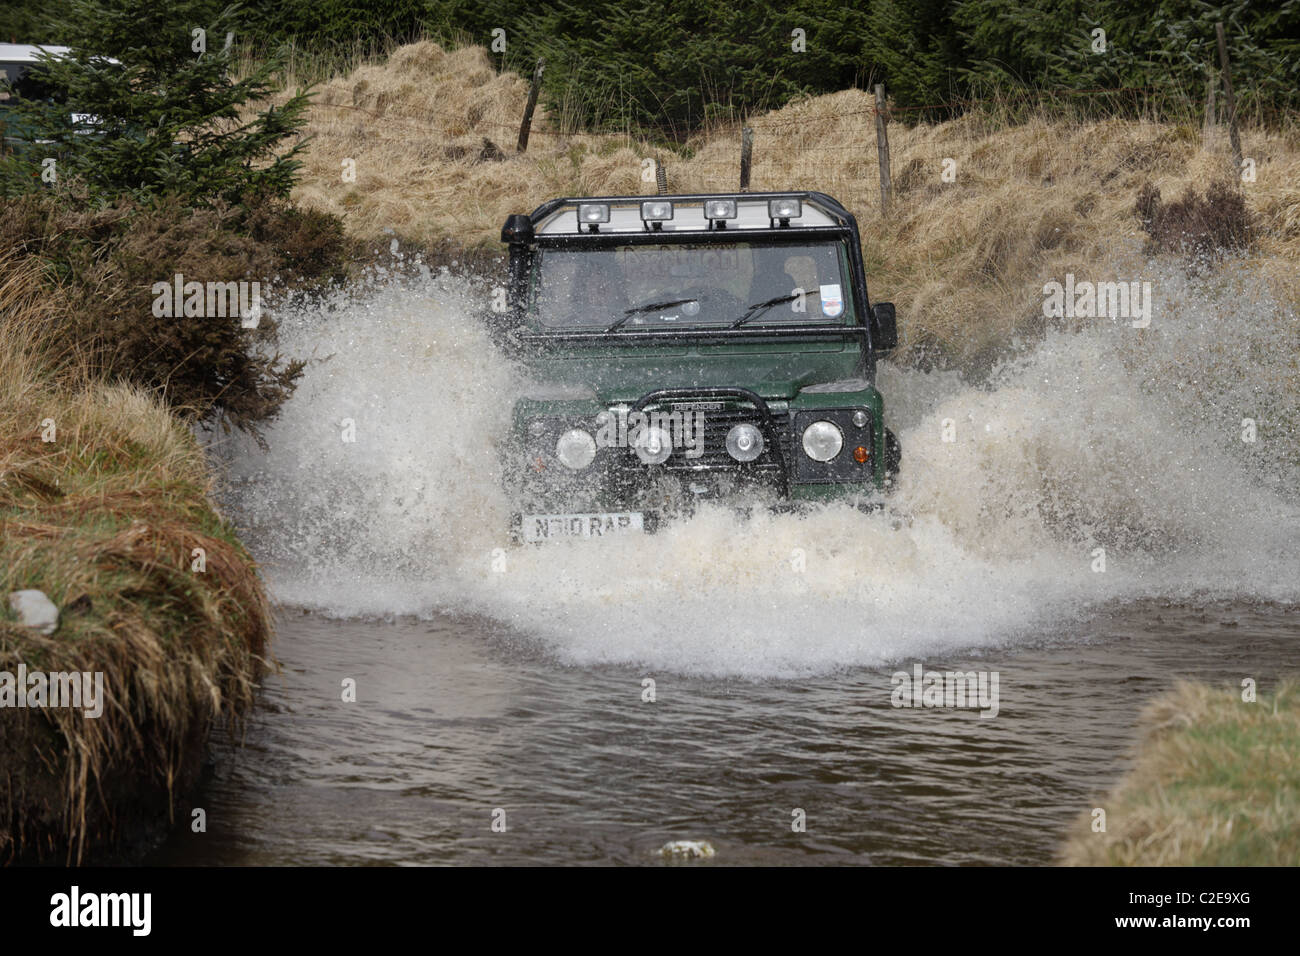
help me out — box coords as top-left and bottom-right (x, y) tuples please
(498, 191), (901, 542)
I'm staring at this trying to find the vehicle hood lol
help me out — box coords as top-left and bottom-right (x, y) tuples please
(522, 345), (863, 404)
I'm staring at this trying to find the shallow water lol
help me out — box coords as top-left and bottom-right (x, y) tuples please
(166, 257), (1300, 864)
(149, 601), (1297, 865)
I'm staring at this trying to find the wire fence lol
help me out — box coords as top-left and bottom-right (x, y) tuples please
(291, 32), (1250, 215)
(301, 77), (1230, 210)
(310, 81), (1181, 152)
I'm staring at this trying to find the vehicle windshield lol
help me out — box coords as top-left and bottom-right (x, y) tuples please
(529, 239), (851, 329)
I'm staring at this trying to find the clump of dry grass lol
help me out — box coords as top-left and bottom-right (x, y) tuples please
(0, 254), (274, 863)
(1061, 680), (1300, 866)
(279, 42), (1300, 366)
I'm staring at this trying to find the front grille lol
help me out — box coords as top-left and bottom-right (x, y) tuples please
(605, 394), (792, 489)
(658, 403), (790, 474)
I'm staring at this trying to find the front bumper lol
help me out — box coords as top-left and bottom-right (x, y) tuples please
(507, 388), (896, 541)
(508, 493), (893, 544)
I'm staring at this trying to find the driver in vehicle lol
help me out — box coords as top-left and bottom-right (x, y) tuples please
(748, 250), (832, 316)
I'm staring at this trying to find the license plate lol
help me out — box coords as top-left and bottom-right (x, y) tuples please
(521, 512), (645, 543)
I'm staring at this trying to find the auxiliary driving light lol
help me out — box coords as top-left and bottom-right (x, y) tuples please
(768, 198), (802, 222)
(801, 420), (843, 462)
(555, 429), (597, 470)
(725, 423), (764, 462)
(640, 201), (674, 222)
(704, 199), (738, 227)
(578, 203), (610, 223)
(633, 425), (673, 465)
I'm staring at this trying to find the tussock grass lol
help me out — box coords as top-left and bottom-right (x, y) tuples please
(0, 254), (274, 863)
(0, 191), (346, 437)
(278, 42), (1300, 366)
(1061, 680), (1300, 866)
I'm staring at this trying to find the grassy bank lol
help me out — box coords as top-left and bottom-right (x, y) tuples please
(1062, 680), (1299, 866)
(282, 41), (1300, 368)
(0, 255), (274, 862)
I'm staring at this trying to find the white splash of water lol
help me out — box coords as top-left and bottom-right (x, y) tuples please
(211, 260), (1300, 677)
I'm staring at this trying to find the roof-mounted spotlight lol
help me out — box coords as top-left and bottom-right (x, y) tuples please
(640, 200), (673, 231)
(704, 199), (738, 229)
(577, 203), (610, 233)
(768, 197), (802, 227)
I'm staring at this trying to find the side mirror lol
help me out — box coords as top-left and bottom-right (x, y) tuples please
(871, 302), (897, 352)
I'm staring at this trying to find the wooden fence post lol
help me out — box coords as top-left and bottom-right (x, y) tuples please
(1202, 68), (1217, 147)
(874, 84), (893, 217)
(1215, 23), (1242, 169)
(739, 126), (753, 191)
(516, 58), (544, 153)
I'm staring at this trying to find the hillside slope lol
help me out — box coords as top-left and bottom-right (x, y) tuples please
(288, 41), (1300, 363)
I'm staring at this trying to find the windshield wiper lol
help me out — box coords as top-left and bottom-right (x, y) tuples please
(730, 293), (801, 329)
(604, 298), (697, 333)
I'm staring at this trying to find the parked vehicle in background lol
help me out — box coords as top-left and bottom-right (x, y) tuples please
(0, 43), (70, 152)
(0, 42), (120, 156)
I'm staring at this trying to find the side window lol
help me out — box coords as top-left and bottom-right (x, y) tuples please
(12, 65), (59, 102)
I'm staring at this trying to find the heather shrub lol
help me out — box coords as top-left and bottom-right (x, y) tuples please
(1136, 179), (1253, 267)
(0, 189), (350, 439)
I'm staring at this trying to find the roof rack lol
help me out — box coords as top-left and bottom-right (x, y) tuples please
(528, 191), (855, 236)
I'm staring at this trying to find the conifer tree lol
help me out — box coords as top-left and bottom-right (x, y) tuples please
(0, 0), (311, 205)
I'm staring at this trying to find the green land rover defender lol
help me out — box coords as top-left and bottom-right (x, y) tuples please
(498, 191), (901, 543)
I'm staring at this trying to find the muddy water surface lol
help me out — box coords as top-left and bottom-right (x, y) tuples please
(149, 601), (1297, 865)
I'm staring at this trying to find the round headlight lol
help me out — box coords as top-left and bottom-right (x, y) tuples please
(725, 423), (764, 462)
(555, 429), (597, 470)
(633, 425), (673, 465)
(801, 421), (843, 462)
